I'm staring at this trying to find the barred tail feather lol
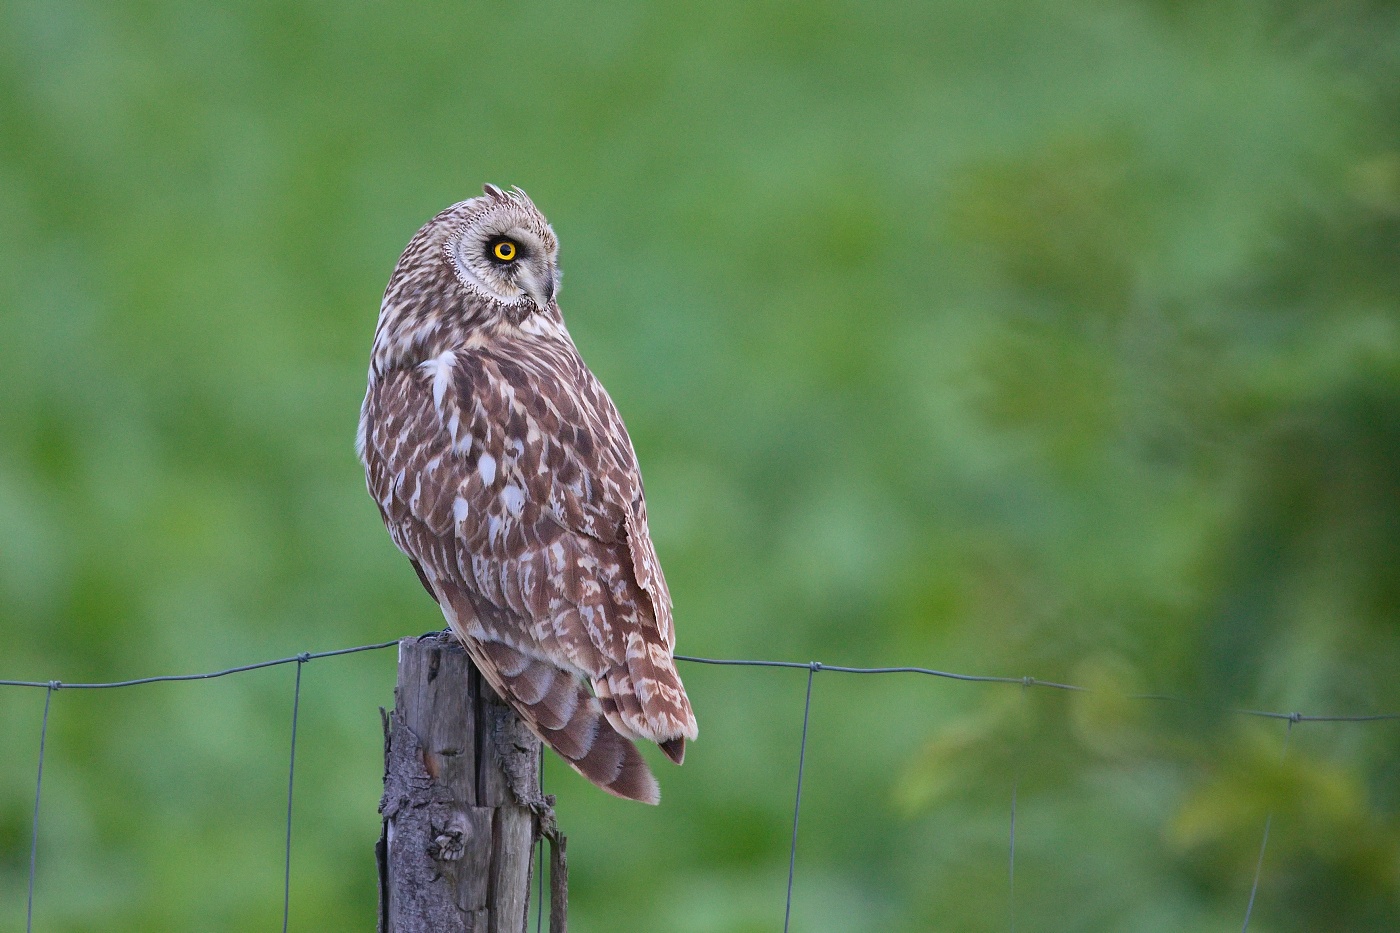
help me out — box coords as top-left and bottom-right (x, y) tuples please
(594, 675), (641, 739)
(474, 640), (660, 805)
(614, 631), (699, 743)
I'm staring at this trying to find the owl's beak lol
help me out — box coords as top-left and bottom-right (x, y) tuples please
(519, 267), (555, 309)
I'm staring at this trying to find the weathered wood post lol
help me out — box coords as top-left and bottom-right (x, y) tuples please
(377, 633), (567, 933)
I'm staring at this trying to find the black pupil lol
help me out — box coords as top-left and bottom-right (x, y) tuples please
(493, 239), (515, 260)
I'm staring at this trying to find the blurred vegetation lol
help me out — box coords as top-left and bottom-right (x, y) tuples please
(2, 0), (1398, 930)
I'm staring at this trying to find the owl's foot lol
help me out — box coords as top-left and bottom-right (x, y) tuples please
(414, 627), (454, 644)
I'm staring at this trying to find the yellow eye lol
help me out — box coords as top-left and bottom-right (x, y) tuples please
(492, 240), (517, 262)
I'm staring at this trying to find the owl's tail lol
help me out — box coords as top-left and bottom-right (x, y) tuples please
(594, 654), (698, 765)
(471, 639), (661, 805)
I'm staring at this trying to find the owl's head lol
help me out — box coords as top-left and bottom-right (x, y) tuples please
(372, 186), (565, 370)
(444, 184), (560, 316)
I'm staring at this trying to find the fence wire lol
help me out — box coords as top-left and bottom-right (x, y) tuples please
(6, 639), (1400, 932)
(282, 656), (306, 933)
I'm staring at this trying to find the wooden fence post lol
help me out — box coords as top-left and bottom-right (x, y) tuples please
(377, 633), (567, 933)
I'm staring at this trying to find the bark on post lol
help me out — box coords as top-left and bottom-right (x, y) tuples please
(377, 633), (566, 933)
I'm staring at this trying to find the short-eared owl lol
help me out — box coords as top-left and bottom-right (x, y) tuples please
(358, 185), (697, 803)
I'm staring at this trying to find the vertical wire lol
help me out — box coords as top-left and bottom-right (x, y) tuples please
(783, 662), (819, 933)
(1008, 767), (1019, 933)
(536, 744), (545, 933)
(1240, 714), (1297, 933)
(282, 655), (308, 933)
(26, 683), (56, 933)
(1239, 814), (1273, 933)
(1008, 679), (1028, 933)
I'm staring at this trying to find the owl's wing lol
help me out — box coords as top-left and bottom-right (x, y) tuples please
(362, 348), (696, 803)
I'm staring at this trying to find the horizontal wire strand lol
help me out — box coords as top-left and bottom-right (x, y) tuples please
(0, 642), (1396, 725)
(676, 656), (1400, 722)
(0, 640), (401, 690)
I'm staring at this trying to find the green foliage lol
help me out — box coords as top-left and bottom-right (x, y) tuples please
(1, 0), (1398, 930)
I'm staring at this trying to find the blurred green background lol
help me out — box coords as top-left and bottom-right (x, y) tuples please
(3, 1), (1399, 930)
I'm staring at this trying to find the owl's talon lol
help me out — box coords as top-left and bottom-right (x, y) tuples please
(532, 795), (562, 843)
(414, 628), (453, 643)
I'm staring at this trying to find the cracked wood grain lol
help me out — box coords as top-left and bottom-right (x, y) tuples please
(378, 634), (566, 933)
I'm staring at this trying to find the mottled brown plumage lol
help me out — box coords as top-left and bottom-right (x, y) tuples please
(358, 185), (697, 803)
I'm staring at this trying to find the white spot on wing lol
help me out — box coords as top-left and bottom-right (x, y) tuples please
(501, 484), (525, 516)
(453, 497), (470, 524)
(478, 453), (497, 484)
(419, 351), (456, 410)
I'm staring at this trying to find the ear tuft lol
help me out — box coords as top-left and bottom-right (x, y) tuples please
(483, 183), (507, 200)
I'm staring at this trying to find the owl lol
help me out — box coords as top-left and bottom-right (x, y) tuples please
(358, 185), (697, 803)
